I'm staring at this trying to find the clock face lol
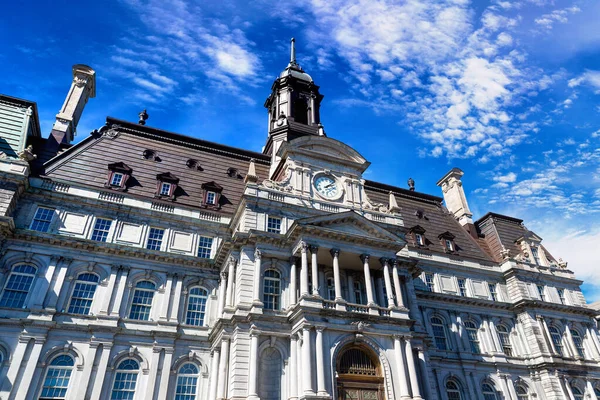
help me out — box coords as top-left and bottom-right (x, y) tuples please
(314, 174), (340, 199)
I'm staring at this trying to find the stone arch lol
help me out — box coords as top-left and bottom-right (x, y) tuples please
(479, 375), (504, 399)
(109, 347), (150, 374)
(443, 374), (468, 400)
(66, 262), (110, 283)
(0, 252), (46, 272)
(170, 351), (209, 376)
(40, 343), (85, 371)
(330, 334), (395, 400)
(257, 340), (284, 400)
(127, 269), (166, 291)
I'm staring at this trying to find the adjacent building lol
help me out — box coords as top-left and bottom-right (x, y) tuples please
(0, 43), (599, 400)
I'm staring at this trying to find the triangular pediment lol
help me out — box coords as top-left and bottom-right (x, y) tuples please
(290, 211), (405, 244)
(278, 136), (370, 172)
(515, 230), (543, 244)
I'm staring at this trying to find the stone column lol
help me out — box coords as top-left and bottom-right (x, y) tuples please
(248, 329), (260, 399)
(564, 322), (578, 358)
(486, 319), (502, 353)
(417, 348), (433, 400)
(290, 335), (298, 400)
(99, 265), (118, 315)
(331, 249), (343, 301)
(316, 326), (327, 396)
(14, 338), (45, 399)
(360, 254), (375, 306)
(310, 245), (319, 296)
(300, 242), (309, 296)
(289, 256), (298, 306)
(110, 267), (129, 316)
(590, 328), (600, 356)
(347, 274), (356, 304)
(253, 249), (262, 303)
(89, 343), (113, 400)
(393, 335), (411, 400)
(75, 343), (99, 398)
(302, 327), (315, 395)
(208, 349), (220, 400)
(170, 274), (183, 322)
(391, 260), (405, 307)
(45, 258), (70, 311)
(404, 338), (422, 399)
(157, 348), (174, 400)
(226, 256), (236, 307)
(216, 339), (230, 400)
(564, 376), (576, 400)
(217, 272), (227, 317)
(145, 347), (162, 398)
(585, 325), (600, 359)
(380, 258), (396, 307)
(0, 338), (28, 398)
(297, 332), (304, 394)
(159, 274), (173, 321)
(32, 256), (60, 310)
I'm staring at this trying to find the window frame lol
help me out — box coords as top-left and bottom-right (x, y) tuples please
(445, 379), (462, 400)
(146, 227), (165, 251)
(482, 381), (498, 400)
(496, 324), (513, 357)
(557, 288), (567, 305)
(457, 278), (467, 297)
(110, 172), (124, 187)
(67, 272), (100, 315)
(267, 216), (282, 234)
(205, 191), (217, 205)
(571, 385), (584, 400)
(548, 326), (564, 356)
(415, 233), (424, 246)
(105, 162), (132, 191)
(155, 172), (179, 200)
(424, 273), (435, 292)
(90, 217), (113, 242)
(431, 316), (449, 351)
(30, 207), (55, 232)
(185, 286), (208, 326)
(488, 283), (498, 301)
(197, 236), (214, 259)
(464, 320), (481, 353)
(326, 277), (336, 301)
(128, 281), (157, 321)
(570, 329), (586, 358)
(174, 363), (200, 400)
(38, 354), (75, 400)
(516, 385), (530, 400)
(111, 359), (140, 400)
(536, 285), (546, 301)
(0, 264), (37, 309)
(353, 280), (366, 305)
(263, 269), (281, 310)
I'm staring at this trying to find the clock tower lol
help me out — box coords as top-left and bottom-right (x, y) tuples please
(264, 38), (325, 177)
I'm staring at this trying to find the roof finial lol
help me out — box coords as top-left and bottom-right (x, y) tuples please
(290, 37), (296, 65)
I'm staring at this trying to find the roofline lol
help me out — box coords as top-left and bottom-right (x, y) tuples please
(364, 180), (443, 203)
(475, 212), (523, 226)
(106, 117), (271, 163)
(0, 94), (41, 138)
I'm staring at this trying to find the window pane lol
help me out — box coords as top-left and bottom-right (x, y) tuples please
(67, 273), (99, 315)
(263, 270), (281, 310)
(571, 330), (585, 358)
(488, 284), (498, 301)
(549, 327), (563, 356)
(431, 317), (448, 350)
(91, 218), (112, 242)
(186, 288), (208, 326)
(146, 228), (165, 251)
(111, 173), (123, 186)
(267, 217), (282, 234)
(457, 278), (467, 297)
(40, 355), (74, 400)
(464, 321), (480, 353)
(175, 363), (199, 400)
(197, 237), (213, 258)
(30, 207), (54, 232)
(128, 282), (155, 320)
(425, 273), (435, 292)
(0, 265), (37, 309)
(497, 325), (512, 356)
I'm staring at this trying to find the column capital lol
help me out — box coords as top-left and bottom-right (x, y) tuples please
(220, 271), (228, 280)
(309, 244), (319, 253)
(254, 248), (262, 260)
(227, 255), (238, 267)
(391, 258), (399, 267)
(360, 254), (370, 263)
(330, 248), (340, 258)
(300, 241), (309, 253)
(379, 257), (389, 267)
(315, 325), (326, 332)
(290, 255), (299, 265)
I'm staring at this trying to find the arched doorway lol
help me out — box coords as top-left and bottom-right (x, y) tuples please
(336, 346), (384, 400)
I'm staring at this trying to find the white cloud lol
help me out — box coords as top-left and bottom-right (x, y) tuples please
(493, 172), (517, 183)
(534, 6), (581, 31)
(568, 70), (600, 93)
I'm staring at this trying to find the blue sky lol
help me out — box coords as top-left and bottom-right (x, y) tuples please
(2, 0), (599, 300)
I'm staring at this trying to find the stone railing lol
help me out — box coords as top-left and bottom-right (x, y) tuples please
(322, 300), (336, 309)
(346, 303), (370, 314)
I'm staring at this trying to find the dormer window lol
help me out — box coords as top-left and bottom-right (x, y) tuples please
(531, 246), (541, 265)
(438, 231), (457, 253)
(409, 225), (427, 247)
(415, 233), (424, 246)
(105, 162), (132, 191)
(445, 239), (454, 252)
(155, 172), (179, 200)
(201, 181), (223, 209)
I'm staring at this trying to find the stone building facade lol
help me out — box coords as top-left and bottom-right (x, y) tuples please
(0, 44), (599, 400)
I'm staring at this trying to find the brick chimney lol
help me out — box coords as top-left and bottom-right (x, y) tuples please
(436, 168), (478, 238)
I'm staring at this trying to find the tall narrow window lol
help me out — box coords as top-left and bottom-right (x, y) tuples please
(186, 287), (208, 326)
(175, 363), (199, 400)
(531, 247), (541, 264)
(536, 285), (546, 301)
(482, 382), (498, 400)
(425, 273), (435, 292)
(146, 228), (165, 251)
(267, 216), (282, 234)
(557, 288), (566, 304)
(571, 330), (586, 358)
(128, 281), (156, 321)
(516, 385), (529, 400)
(464, 321), (481, 353)
(431, 316), (448, 350)
(457, 278), (467, 297)
(39, 355), (74, 400)
(0, 264), (37, 309)
(446, 380), (462, 400)
(197, 236), (213, 259)
(415, 233), (424, 246)
(488, 283), (498, 301)
(445, 239), (454, 252)
(67, 273), (99, 315)
(263, 270), (281, 310)
(30, 207), (55, 232)
(497, 325), (513, 356)
(206, 191), (216, 205)
(354, 281), (365, 305)
(571, 386), (584, 400)
(91, 218), (112, 242)
(326, 277), (335, 301)
(548, 326), (563, 356)
(111, 359), (139, 400)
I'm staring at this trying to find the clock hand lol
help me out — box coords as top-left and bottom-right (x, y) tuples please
(325, 183), (335, 188)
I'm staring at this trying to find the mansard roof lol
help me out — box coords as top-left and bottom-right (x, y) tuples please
(41, 117), (270, 215)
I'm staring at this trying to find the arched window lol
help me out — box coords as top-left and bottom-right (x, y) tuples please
(326, 277), (335, 301)
(111, 359), (139, 399)
(496, 324), (513, 356)
(464, 321), (481, 353)
(263, 270), (281, 310)
(594, 386), (600, 397)
(570, 330), (586, 358)
(0, 264), (37, 309)
(482, 381), (498, 400)
(175, 363), (199, 400)
(431, 316), (448, 350)
(186, 287), (208, 326)
(354, 280), (366, 305)
(516, 385), (529, 400)
(67, 273), (99, 315)
(571, 386), (584, 400)
(446, 380), (462, 400)
(258, 347), (283, 400)
(39, 354), (74, 400)
(128, 281), (156, 320)
(548, 326), (563, 356)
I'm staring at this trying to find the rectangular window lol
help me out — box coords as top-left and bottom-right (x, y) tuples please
(415, 233), (424, 246)
(0, 265), (37, 309)
(30, 207), (55, 232)
(129, 282), (155, 321)
(197, 236), (213, 259)
(146, 227), (165, 251)
(537, 285), (546, 301)
(531, 247), (541, 264)
(110, 172), (124, 186)
(457, 278), (467, 297)
(267, 216), (282, 234)
(445, 239), (454, 251)
(489, 283), (498, 301)
(425, 273), (435, 292)
(206, 191), (216, 205)
(557, 288), (566, 304)
(159, 182), (171, 196)
(91, 218), (112, 242)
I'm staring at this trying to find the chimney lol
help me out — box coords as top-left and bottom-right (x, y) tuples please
(49, 64), (96, 146)
(436, 168), (477, 238)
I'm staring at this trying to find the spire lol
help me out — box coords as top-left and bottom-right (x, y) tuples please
(290, 37), (297, 66)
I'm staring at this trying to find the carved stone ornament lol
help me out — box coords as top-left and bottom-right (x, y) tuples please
(254, 249), (262, 260)
(262, 166), (293, 192)
(73, 75), (88, 87)
(362, 194), (389, 214)
(351, 321), (371, 332)
(18, 145), (37, 162)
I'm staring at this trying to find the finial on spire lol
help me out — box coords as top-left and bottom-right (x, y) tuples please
(290, 37), (296, 65)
